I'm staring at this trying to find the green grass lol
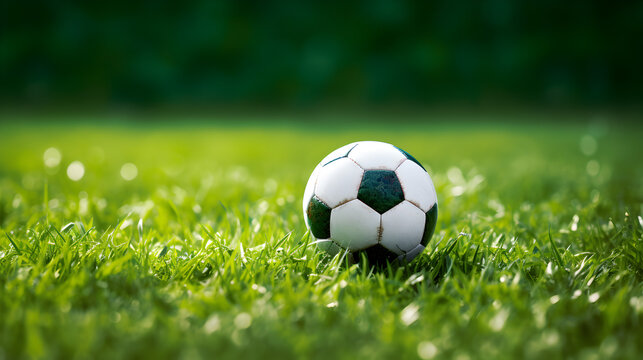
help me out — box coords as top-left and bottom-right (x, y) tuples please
(0, 115), (642, 360)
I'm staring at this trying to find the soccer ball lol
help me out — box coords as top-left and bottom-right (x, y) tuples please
(303, 141), (438, 264)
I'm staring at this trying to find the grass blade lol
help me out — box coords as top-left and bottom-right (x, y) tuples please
(5, 232), (21, 255)
(549, 227), (565, 269)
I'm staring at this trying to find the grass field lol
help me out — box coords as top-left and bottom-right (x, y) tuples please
(0, 113), (642, 359)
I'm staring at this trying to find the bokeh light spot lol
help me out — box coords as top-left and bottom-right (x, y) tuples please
(203, 315), (220, 334)
(67, 161), (85, 181)
(44, 147), (62, 167)
(234, 313), (252, 329)
(447, 167), (464, 184)
(417, 341), (438, 359)
(120, 163), (138, 181)
(580, 135), (597, 156)
(586, 160), (600, 176)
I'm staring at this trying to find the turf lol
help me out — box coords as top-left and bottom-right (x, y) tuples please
(0, 114), (641, 360)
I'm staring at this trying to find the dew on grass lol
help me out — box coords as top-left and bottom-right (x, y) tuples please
(579, 135), (597, 156)
(572, 290), (582, 299)
(550, 295), (560, 304)
(120, 219), (133, 230)
(417, 341), (438, 359)
(587, 276), (596, 287)
(120, 163), (138, 181)
(400, 303), (420, 326)
(589, 292), (600, 303)
(67, 161), (85, 181)
(546, 262), (554, 275)
(571, 214), (579, 231)
(43, 147), (61, 167)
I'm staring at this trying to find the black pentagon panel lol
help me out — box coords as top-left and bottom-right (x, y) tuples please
(357, 170), (404, 214)
(323, 144), (359, 167)
(306, 196), (331, 239)
(352, 244), (398, 267)
(394, 146), (426, 171)
(421, 204), (438, 246)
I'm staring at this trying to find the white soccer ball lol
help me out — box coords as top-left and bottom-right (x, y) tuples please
(303, 141), (438, 264)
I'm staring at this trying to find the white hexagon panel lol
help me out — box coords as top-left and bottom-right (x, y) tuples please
(330, 199), (380, 251)
(380, 200), (426, 254)
(348, 141), (407, 170)
(396, 159), (437, 212)
(314, 157), (364, 208)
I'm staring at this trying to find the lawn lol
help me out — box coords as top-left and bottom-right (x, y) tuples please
(0, 113), (641, 359)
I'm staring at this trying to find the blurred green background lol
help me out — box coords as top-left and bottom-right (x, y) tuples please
(1, 3), (643, 359)
(2, 0), (642, 109)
